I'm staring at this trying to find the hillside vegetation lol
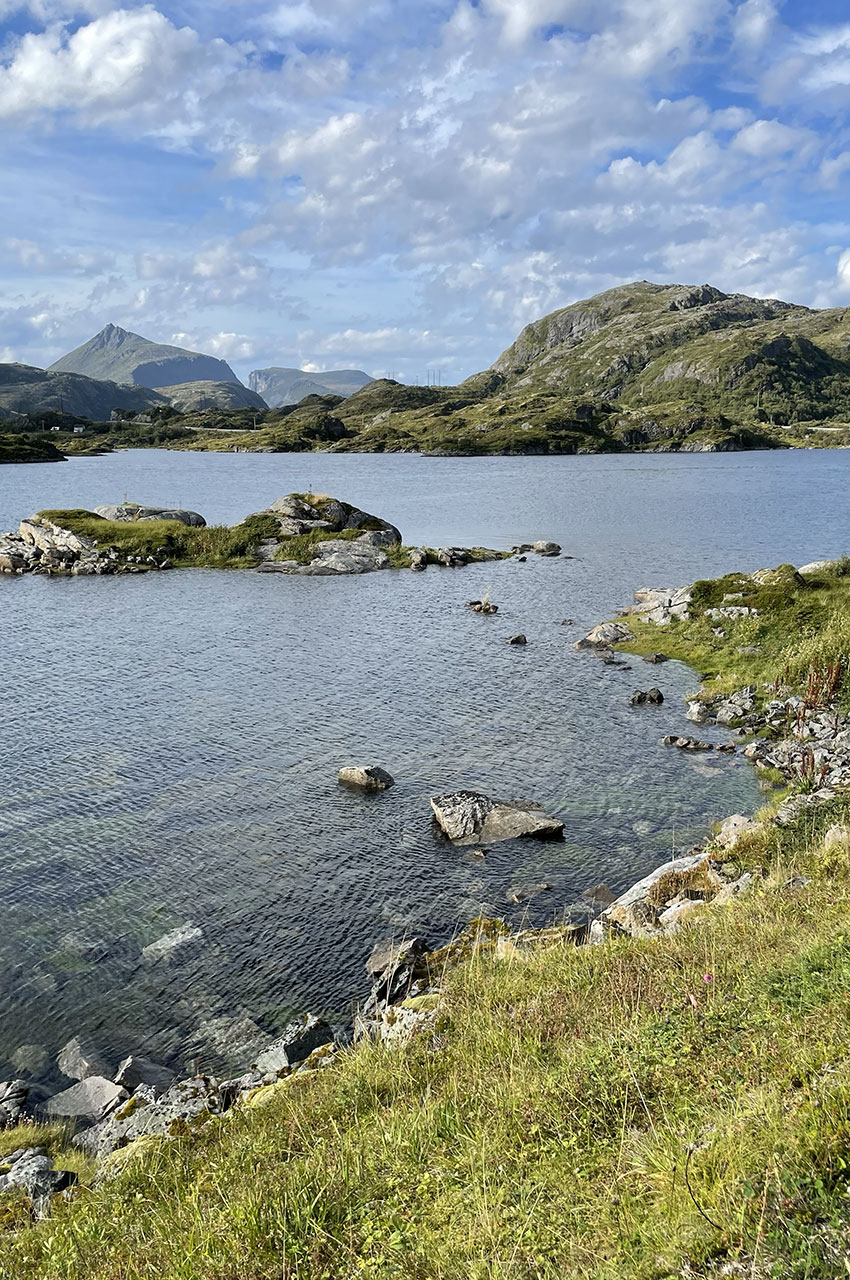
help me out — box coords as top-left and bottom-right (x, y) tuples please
(158, 281), (850, 456)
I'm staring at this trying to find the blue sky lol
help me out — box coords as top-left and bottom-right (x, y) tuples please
(2, 0), (850, 383)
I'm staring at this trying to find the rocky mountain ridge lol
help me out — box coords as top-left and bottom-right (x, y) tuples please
(248, 367), (373, 407)
(49, 324), (241, 389)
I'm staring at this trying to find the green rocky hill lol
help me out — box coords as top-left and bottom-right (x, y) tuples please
(172, 281), (850, 456)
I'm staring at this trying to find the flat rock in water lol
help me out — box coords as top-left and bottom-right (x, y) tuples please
(338, 766), (395, 791)
(430, 790), (564, 845)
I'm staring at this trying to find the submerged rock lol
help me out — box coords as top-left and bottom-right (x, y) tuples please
(506, 882), (552, 904)
(141, 921), (204, 964)
(430, 790), (564, 845)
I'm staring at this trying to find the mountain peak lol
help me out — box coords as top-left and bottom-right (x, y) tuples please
(49, 327), (241, 389)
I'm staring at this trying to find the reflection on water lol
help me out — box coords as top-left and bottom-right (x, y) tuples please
(1, 447), (848, 1079)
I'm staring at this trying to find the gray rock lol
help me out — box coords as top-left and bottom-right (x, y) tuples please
(254, 1016), (334, 1073)
(430, 790), (564, 845)
(57, 1036), (111, 1082)
(715, 814), (756, 849)
(575, 621), (631, 648)
(580, 883), (616, 909)
(0, 1079), (29, 1128)
(643, 653), (669, 664)
(532, 540), (560, 556)
(75, 1076), (221, 1159)
(45, 1076), (127, 1122)
(141, 921), (203, 964)
(338, 766), (395, 791)
(93, 505), (206, 527)
(592, 852), (721, 940)
(507, 634), (527, 645)
(114, 1055), (174, 1094)
(0, 1148), (77, 1219)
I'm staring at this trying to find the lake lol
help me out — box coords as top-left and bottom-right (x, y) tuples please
(1, 446), (848, 1081)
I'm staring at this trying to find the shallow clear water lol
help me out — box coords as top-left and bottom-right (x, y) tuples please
(0, 447), (848, 1080)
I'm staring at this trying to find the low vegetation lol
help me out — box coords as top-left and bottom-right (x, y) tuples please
(0, 434), (67, 464)
(36, 510), (282, 569)
(2, 556), (850, 1276)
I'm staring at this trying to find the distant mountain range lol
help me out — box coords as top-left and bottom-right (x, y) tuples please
(0, 325), (372, 419)
(248, 367), (373, 407)
(49, 324), (242, 389)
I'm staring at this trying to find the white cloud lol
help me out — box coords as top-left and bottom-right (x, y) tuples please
(731, 119), (812, 157)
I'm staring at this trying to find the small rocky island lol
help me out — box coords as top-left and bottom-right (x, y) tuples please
(0, 493), (557, 577)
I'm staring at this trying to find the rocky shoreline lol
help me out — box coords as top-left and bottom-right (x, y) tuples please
(5, 553), (845, 1226)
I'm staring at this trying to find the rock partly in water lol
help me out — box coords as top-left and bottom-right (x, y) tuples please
(338, 766), (395, 791)
(254, 1016), (334, 1074)
(507, 634), (527, 645)
(506, 882), (552, 903)
(45, 1076), (127, 1123)
(590, 852), (725, 941)
(57, 1036), (111, 1083)
(643, 652), (669, 664)
(532, 540), (560, 556)
(430, 790), (564, 845)
(574, 621), (631, 649)
(114, 1055), (174, 1094)
(629, 688), (664, 706)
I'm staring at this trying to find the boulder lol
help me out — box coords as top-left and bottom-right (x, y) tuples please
(45, 1076), (127, 1123)
(338, 766), (395, 791)
(715, 814), (757, 849)
(591, 852), (723, 940)
(643, 653), (669, 664)
(430, 790), (564, 845)
(114, 1055), (174, 1094)
(532, 541), (560, 556)
(254, 1016), (334, 1074)
(75, 1076), (222, 1159)
(629, 688), (663, 706)
(141, 921), (203, 964)
(0, 1080), (29, 1128)
(507, 634), (527, 645)
(799, 559), (840, 575)
(57, 1036), (111, 1082)
(10, 1044), (48, 1077)
(93, 505), (206, 527)
(575, 621), (631, 649)
(0, 1148), (76, 1219)
(750, 564), (806, 590)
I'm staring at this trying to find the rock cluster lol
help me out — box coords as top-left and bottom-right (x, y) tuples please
(0, 515), (170, 576)
(629, 688), (663, 706)
(590, 851), (755, 941)
(622, 585), (694, 626)
(93, 505), (205, 526)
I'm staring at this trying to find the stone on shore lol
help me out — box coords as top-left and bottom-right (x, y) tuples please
(338, 766), (395, 791)
(114, 1055), (174, 1094)
(715, 814), (757, 849)
(254, 1016), (334, 1074)
(430, 790), (564, 845)
(575, 621), (631, 649)
(0, 1148), (77, 1219)
(590, 852), (723, 940)
(0, 1080), (29, 1128)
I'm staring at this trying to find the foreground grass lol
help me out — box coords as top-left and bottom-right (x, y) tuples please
(2, 799), (850, 1279)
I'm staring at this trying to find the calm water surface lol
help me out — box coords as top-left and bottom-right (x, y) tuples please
(1, 448), (848, 1080)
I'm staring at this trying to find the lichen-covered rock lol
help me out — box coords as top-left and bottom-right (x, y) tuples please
(0, 1148), (77, 1219)
(430, 790), (564, 844)
(45, 1076), (127, 1123)
(715, 814), (757, 849)
(591, 852), (723, 940)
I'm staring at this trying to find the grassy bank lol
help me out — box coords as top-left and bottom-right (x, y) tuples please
(37, 510), (282, 569)
(2, 560), (850, 1278)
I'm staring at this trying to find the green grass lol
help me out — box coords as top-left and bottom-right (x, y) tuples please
(0, 434), (67, 464)
(617, 561), (850, 708)
(36, 511), (281, 569)
(2, 804), (850, 1278)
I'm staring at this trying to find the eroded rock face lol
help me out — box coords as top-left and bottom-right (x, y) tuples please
(430, 790), (564, 844)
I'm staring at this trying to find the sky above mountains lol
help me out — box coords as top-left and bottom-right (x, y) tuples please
(2, 0), (850, 383)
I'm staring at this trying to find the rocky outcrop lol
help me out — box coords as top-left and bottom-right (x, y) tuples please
(93, 504), (206, 526)
(430, 791), (564, 844)
(254, 1017), (334, 1073)
(589, 851), (752, 941)
(0, 1147), (77, 1219)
